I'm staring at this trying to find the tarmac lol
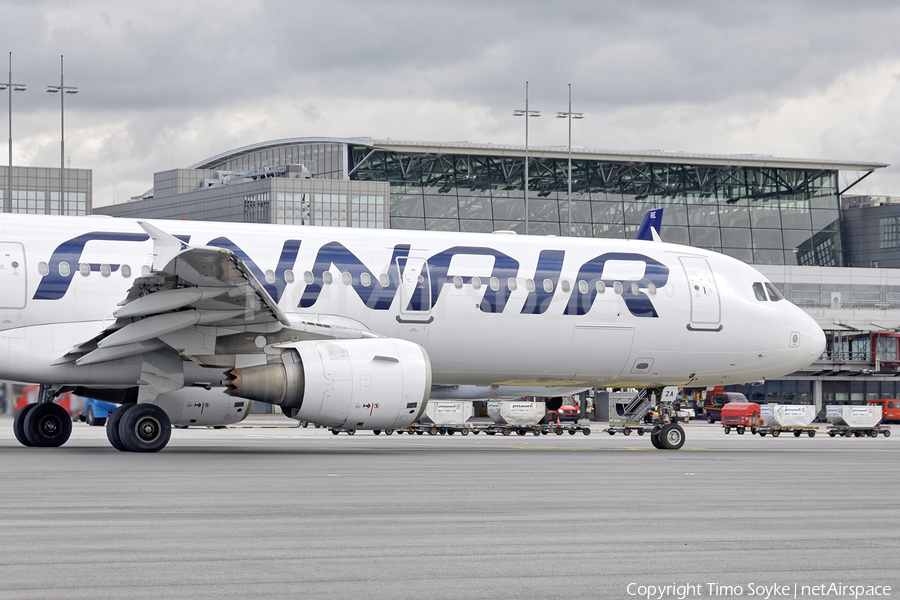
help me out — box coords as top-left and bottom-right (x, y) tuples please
(1, 416), (898, 600)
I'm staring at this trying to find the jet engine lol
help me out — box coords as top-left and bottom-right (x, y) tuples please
(223, 338), (431, 430)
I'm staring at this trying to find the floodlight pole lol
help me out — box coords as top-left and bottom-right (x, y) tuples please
(47, 55), (77, 215)
(1, 52), (27, 213)
(514, 81), (540, 234)
(556, 83), (583, 236)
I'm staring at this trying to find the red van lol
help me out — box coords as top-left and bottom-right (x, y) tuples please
(721, 402), (761, 434)
(867, 399), (900, 423)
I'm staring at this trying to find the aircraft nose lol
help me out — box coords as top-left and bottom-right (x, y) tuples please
(795, 308), (826, 362)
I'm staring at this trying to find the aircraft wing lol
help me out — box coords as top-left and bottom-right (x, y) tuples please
(52, 221), (376, 373)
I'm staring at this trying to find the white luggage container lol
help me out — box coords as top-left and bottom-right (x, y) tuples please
(487, 401), (546, 426)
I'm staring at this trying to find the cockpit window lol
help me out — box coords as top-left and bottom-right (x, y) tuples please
(764, 282), (784, 302)
(752, 282), (767, 301)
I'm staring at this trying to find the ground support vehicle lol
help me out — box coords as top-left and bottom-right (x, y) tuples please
(721, 402), (761, 435)
(755, 425), (818, 438)
(826, 424), (891, 438)
(606, 422), (655, 437)
(394, 421), (591, 436)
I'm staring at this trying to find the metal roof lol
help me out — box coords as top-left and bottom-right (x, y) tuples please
(190, 136), (888, 173)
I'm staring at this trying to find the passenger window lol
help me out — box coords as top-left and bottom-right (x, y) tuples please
(360, 272), (371, 287)
(304, 271), (314, 285)
(322, 272), (333, 285)
(525, 279), (535, 293)
(453, 275), (463, 289)
(341, 272), (352, 285)
(560, 280), (570, 293)
(489, 277), (500, 291)
(596, 281), (606, 294)
(79, 263), (90, 277)
(284, 270), (294, 284)
(507, 278), (517, 291)
(265, 269), (276, 284)
(100, 264), (111, 277)
(471, 276), (482, 290)
(764, 282), (784, 301)
(38, 262), (49, 276)
(613, 281), (623, 295)
(578, 280), (589, 294)
(379, 274), (390, 287)
(121, 265), (132, 278)
(752, 282), (767, 301)
(542, 279), (553, 293)
(647, 283), (657, 295)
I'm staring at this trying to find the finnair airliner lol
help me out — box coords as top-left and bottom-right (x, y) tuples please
(0, 210), (825, 451)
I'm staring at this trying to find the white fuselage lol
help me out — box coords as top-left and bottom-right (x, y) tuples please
(0, 214), (825, 389)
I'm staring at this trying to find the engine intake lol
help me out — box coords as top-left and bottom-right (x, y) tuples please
(224, 338), (431, 430)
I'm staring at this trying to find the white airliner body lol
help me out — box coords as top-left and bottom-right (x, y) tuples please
(0, 213), (825, 451)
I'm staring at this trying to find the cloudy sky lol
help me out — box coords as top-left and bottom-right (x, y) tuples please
(4, 0), (900, 207)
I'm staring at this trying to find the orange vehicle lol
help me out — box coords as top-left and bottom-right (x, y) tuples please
(867, 399), (900, 423)
(721, 402), (761, 435)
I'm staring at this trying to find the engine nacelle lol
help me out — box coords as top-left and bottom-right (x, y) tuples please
(154, 387), (253, 427)
(224, 338), (431, 430)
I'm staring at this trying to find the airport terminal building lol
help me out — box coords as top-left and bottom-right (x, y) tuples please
(94, 137), (898, 408)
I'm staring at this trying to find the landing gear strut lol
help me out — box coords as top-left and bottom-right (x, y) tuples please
(647, 386), (686, 450)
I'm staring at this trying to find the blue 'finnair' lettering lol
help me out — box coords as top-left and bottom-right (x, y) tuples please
(33, 230), (668, 318)
(423, 246), (519, 313)
(208, 237), (301, 304)
(33, 232), (150, 300)
(521, 250), (564, 315)
(299, 242), (411, 310)
(564, 252), (669, 317)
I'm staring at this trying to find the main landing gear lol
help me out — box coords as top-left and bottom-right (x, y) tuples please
(14, 401), (73, 448)
(106, 403), (172, 453)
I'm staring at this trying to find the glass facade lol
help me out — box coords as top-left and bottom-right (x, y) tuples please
(348, 146), (843, 266)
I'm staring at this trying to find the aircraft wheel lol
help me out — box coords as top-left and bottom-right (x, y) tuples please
(23, 402), (72, 448)
(106, 405), (132, 451)
(658, 423), (685, 450)
(13, 404), (37, 447)
(119, 404), (171, 453)
(649, 427), (663, 449)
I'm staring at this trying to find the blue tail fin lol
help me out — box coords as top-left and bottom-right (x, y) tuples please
(636, 208), (663, 241)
